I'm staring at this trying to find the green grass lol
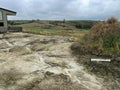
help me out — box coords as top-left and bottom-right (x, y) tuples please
(23, 26), (89, 41)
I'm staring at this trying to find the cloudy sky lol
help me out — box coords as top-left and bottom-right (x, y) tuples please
(1, 0), (120, 20)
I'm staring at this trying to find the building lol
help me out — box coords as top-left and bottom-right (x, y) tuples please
(0, 8), (16, 32)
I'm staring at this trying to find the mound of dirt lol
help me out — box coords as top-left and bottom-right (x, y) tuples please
(9, 46), (32, 55)
(31, 43), (52, 51)
(0, 41), (11, 49)
(38, 71), (89, 90)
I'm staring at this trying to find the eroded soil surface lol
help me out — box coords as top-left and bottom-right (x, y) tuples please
(0, 33), (104, 90)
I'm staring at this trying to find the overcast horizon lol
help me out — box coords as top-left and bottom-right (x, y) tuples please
(1, 0), (120, 20)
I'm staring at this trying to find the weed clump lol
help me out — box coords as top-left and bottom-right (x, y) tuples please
(78, 17), (120, 56)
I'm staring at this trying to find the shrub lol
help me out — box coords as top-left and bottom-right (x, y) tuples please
(107, 17), (118, 24)
(80, 17), (120, 55)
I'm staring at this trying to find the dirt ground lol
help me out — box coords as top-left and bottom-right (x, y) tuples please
(0, 33), (103, 90)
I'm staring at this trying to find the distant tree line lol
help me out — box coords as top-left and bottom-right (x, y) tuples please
(69, 20), (99, 29)
(8, 20), (99, 29)
(8, 20), (36, 25)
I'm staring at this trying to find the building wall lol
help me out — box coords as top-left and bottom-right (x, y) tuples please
(0, 9), (8, 28)
(3, 11), (7, 28)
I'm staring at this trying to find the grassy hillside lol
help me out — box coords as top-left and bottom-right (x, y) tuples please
(8, 20), (93, 40)
(23, 27), (89, 41)
(8, 20), (98, 30)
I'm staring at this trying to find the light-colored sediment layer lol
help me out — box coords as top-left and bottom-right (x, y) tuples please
(0, 33), (104, 90)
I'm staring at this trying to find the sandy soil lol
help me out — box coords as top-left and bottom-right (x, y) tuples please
(0, 33), (104, 90)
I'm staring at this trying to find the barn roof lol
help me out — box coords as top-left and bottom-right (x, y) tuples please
(0, 8), (16, 15)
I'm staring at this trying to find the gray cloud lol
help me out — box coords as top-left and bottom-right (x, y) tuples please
(1, 0), (120, 20)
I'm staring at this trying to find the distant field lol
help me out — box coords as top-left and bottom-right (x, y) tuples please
(8, 20), (93, 41)
(23, 27), (89, 41)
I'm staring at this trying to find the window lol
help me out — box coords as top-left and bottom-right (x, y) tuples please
(0, 11), (3, 20)
(0, 22), (4, 26)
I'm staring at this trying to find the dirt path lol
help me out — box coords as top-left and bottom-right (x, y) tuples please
(0, 33), (104, 90)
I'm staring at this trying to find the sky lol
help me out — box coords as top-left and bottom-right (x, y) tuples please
(1, 0), (120, 20)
